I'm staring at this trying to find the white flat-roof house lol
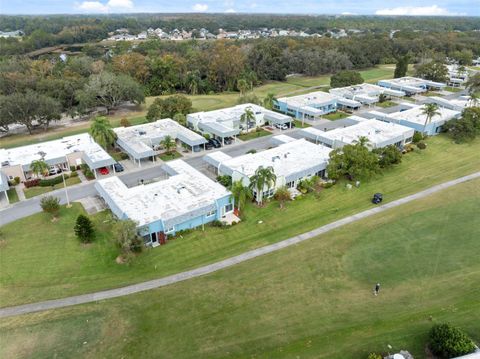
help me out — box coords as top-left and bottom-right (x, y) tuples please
(425, 95), (477, 111)
(187, 103), (292, 144)
(274, 91), (339, 120)
(299, 118), (414, 149)
(114, 119), (207, 166)
(368, 105), (461, 136)
(0, 133), (115, 182)
(95, 160), (233, 247)
(446, 64), (476, 87)
(329, 83), (406, 106)
(204, 138), (332, 200)
(378, 77), (446, 96)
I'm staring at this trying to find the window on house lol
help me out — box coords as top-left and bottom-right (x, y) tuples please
(165, 226), (175, 233)
(286, 181), (295, 188)
(206, 210), (216, 217)
(224, 203), (233, 213)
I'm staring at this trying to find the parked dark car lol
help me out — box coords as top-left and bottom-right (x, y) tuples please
(114, 163), (124, 172)
(372, 193), (383, 204)
(223, 137), (234, 145)
(208, 138), (221, 148)
(204, 142), (213, 150)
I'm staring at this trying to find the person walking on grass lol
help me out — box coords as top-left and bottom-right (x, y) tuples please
(374, 283), (381, 296)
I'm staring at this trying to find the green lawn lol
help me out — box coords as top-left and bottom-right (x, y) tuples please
(376, 100), (397, 108)
(158, 150), (183, 161)
(23, 176), (82, 199)
(1, 135), (479, 307)
(6, 188), (19, 204)
(444, 86), (463, 93)
(0, 65), (398, 150)
(237, 128), (271, 141)
(1, 178), (479, 359)
(293, 119), (311, 128)
(323, 111), (350, 120)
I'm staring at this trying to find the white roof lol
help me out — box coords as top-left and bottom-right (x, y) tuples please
(277, 91), (337, 109)
(329, 83), (405, 103)
(388, 105), (460, 125)
(216, 138), (331, 179)
(95, 160), (230, 227)
(114, 118), (206, 155)
(301, 119), (413, 147)
(379, 76), (446, 91)
(426, 96), (475, 111)
(0, 133), (112, 169)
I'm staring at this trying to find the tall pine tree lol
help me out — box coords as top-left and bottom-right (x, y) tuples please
(74, 215), (95, 243)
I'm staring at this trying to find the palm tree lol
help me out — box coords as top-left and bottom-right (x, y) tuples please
(30, 159), (49, 178)
(274, 186), (291, 209)
(187, 70), (201, 95)
(249, 166), (277, 205)
(263, 93), (276, 110)
(240, 107), (255, 133)
(237, 79), (248, 96)
(421, 103), (441, 135)
(160, 135), (175, 154)
(89, 116), (116, 149)
(230, 180), (252, 214)
(354, 136), (370, 147)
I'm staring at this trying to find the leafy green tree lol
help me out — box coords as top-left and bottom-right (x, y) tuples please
(146, 95), (193, 121)
(240, 107), (255, 133)
(0, 90), (61, 134)
(327, 140), (380, 181)
(89, 116), (116, 149)
(421, 103), (441, 134)
(330, 70), (364, 88)
(373, 145), (402, 168)
(248, 41), (287, 81)
(466, 73), (480, 95)
(445, 107), (480, 143)
(74, 214), (95, 243)
(40, 196), (60, 218)
(112, 219), (143, 261)
(216, 175), (233, 188)
(394, 55), (409, 78)
(450, 49), (473, 66)
(263, 93), (275, 110)
(415, 61), (448, 83)
(230, 180), (252, 213)
(160, 135), (175, 154)
(30, 159), (49, 178)
(173, 113), (187, 126)
(249, 166), (277, 205)
(77, 72), (144, 114)
(274, 186), (291, 209)
(429, 323), (475, 358)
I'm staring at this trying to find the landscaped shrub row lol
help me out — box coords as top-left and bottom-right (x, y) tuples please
(38, 174), (70, 187)
(24, 179), (40, 188)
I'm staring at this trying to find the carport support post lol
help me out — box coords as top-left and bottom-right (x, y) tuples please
(4, 189), (9, 203)
(222, 137), (225, 146)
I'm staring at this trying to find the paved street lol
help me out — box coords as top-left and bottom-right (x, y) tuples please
(1, 171), (478, 318)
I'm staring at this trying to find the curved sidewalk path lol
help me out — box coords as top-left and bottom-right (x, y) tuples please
(2, 171), (479, 319)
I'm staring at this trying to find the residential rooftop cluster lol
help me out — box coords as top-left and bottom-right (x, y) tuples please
(104, 27), (355, 42)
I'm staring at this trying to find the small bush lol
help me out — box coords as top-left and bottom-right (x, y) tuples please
(216, 175), (232, 188)
(322, 182), (334, 189)
(429, 323), (476, 358)
(70, 171), (78, 178)
(210, 220), (226, 228)
(70, 165), (77, 172)
(84, 169), (95, 180)
(24, 179), (40, 188)
(39, 175), (69, 187)
(366, 353), (382, 359)
(246, 149), (257, 154)
(412, 131), (423, 143)
(74, 214), (95, 243)
(417, 141), (427, 150)
(14, 176), (20, 185)
(403, 143), (415, 153)
(120, 118), (131, 127)
(40, 196), (60, 217)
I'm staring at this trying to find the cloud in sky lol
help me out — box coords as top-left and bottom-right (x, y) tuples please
(375, 5), (464, 16)
(76, 0), (133, 12)
(192, 3), (208, 12)
(225, 8), (236, 13)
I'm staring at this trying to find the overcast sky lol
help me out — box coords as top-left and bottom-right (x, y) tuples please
(1, 0), (479, 16)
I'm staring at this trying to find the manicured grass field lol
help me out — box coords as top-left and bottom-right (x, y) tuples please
(1, 178), (479, 359)
(293, 119), (311, 128)
(237, 128), (271, 141)
(1, 135), (479, 308)
(444, 86), (463, 93)
(376, 100), (397, 108)
(6, 188), (19, 204)
(322, 111), (350, 120)
(0, 65), (397, 150)
(23, 176), (82, 199)
(158, 150), (183, 161)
